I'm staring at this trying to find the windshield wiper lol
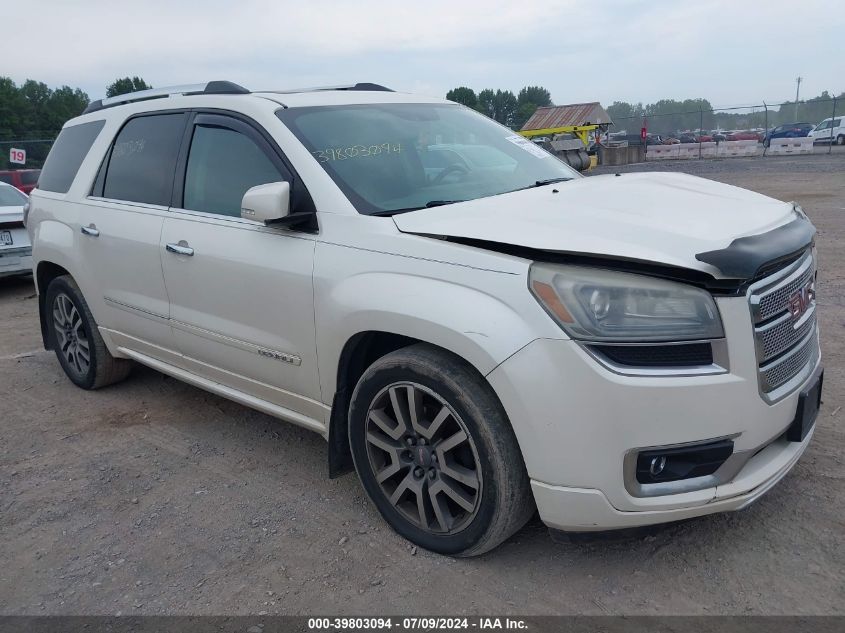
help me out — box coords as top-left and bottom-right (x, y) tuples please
(532, 177), (572, 187)
(368, 200), (465, 216)
(501, 177), (573, 196)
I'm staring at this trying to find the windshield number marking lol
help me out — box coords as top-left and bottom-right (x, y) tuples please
(313, 143), (401, 162)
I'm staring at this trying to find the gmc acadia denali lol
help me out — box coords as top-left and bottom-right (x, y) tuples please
(26, 81), (822, 556)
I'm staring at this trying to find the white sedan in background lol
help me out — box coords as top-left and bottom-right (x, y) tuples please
(0, 181), (32, 278)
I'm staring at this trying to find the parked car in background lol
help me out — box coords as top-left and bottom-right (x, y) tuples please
(763, 123), (814, 147)
(0, 169), (41, 194)
(809, 117), (845, 145)
(677, 133), (698, 144)
(0, 182), (32, 278)
(606, 133), (647, 146)
(712, 131), (728, 142)
(726, 131), (763, 142)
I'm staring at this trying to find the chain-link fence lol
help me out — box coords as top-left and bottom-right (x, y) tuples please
(605, 96), (841, 163)
(0, 131), (58, 170)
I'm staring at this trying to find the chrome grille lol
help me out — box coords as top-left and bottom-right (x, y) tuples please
(759, 329), (817, 392)
(753, 259), (815, 323)
(756, 308), (816, 362)
(748, 251), (818, 402)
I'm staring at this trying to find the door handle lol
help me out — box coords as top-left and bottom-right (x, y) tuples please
(80, 224), (100, 237)
(166, 241), (194, 256)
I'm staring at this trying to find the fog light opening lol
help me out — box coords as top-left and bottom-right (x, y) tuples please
(635, 439), (734, 485)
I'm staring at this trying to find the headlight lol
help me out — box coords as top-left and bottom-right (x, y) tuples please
(529, 263), (724, 342)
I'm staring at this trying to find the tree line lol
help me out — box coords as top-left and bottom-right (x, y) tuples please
(3, 74), (843, 168)
(607, 91), (845, 135)
(0, 76), (150, 168)
(446, 86), (553, 129)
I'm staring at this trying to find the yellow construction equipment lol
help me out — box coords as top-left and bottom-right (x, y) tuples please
(518, 124), (599, 172)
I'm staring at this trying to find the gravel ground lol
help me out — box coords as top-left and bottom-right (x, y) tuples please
(1, 153), (843, 616)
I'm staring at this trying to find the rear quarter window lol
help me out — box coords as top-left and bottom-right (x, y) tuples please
(38, 120), (106, 193)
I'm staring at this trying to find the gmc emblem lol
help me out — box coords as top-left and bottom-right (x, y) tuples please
(787, 281), (815, 320)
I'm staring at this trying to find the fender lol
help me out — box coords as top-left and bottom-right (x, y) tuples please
(32, 219), (83, 349)
(315, 269), (560, 404)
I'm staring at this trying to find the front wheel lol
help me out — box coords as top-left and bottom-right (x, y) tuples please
(348, 344), (534, 556)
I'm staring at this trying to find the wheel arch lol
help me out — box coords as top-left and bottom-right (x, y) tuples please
(326, 330), (529, 479)
(36, 260), (73, 350)
(328, 331), (420, 477)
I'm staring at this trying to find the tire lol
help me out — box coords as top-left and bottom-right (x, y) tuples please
(837, 135), (845, 146)
(45, 275), (132, 390)
(348, 344), (534, 557)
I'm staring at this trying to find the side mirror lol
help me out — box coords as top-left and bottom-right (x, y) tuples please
(241, 181), (290, 224)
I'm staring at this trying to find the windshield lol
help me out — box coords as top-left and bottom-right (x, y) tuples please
(814, 119), (839, 131)
(0, 185), (27, 206)
(277, 103), (580, 215)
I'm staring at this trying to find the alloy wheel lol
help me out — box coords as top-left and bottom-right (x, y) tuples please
(364, 382), (483, 534)
(52, 293), (91, 378)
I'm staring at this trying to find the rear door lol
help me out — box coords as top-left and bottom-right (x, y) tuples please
(159, 113), (323, 422)
(81, 112), (187, 361)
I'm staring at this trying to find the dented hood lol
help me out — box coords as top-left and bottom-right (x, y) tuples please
(392, 172), (798, 277)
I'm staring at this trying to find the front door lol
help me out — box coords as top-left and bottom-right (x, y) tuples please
(159, 113), (323, 423)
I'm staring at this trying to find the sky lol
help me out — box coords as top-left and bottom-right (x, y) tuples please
(4, 0), (843, 109)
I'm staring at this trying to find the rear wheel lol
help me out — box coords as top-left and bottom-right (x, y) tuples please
(837, 135), (845, 146)
(45, 275), (132, 389)
(348, 344), (534, 556)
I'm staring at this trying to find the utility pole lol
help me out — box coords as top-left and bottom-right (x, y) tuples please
(794, 76), (802, 120)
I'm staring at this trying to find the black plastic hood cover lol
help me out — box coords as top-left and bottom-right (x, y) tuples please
(695, 214), (816, 279)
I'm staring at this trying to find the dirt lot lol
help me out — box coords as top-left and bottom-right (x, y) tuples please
(1, 154), (843, 616)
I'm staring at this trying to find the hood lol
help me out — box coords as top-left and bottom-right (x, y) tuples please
(392, 171), (797, 278)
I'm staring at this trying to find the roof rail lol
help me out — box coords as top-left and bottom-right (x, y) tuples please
(82, 81), (250, 114)
(263, 82), (394, 95)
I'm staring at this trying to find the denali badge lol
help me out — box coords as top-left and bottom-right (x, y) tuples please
(257, 348), (302, 366)
(787, 281), (815, 320)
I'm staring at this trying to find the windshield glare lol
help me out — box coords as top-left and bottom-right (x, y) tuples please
(277, 103), (580, 215)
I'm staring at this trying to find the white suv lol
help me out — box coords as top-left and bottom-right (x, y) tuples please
(27, 81), (822, 556)
(809, 116), (845, 145)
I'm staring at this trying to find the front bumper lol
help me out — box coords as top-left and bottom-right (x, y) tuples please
(532, 428), (813, 531)
(0, 246), (33, 278)
(487, 295), (820, 531)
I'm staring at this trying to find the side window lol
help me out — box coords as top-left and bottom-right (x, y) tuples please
(38, 120), (105, 193)
(103, 114), (185, 205)
(183, 124), (283, 217)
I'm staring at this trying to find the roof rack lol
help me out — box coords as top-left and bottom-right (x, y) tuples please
(262, 82), (394, 95)
(82, 81), (250, 114)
